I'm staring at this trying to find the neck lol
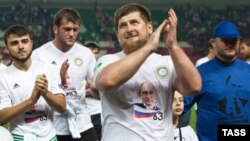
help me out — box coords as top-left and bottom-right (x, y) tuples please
(207, 53), (214, 60)
(52, 39), (72, 52)
(173, 116), (179, 128)
(13, 59), (32, 71)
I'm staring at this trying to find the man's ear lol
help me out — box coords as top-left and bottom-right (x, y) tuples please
(53, 25), (58, 35)
(209, 39), (215, 49)
(147, 22), (153, 35)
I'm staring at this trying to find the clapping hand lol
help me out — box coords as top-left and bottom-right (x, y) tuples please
(163, 9), (178, 50)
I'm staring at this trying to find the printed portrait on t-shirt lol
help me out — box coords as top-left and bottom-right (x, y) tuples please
(59, 72), (78, 99)
(133, 81), (163, 121)
(136, 81), (160, 110)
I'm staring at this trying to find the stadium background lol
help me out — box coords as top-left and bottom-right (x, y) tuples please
(1, 0), (250, 130)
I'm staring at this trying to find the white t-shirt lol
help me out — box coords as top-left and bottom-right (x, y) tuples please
(0, 63), (7, 70)
(174, 126), (199, 141)
(195, 57), (209, 67)
(0, 126), (13, 141)
(0, 61), (64, 141)
(32, 41), (96, 135)
(85, 96), (101, 116)
(95, 51), (176, 141)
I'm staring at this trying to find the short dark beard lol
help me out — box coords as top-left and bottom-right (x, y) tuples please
(244, 55), (250, 61)
(217, 51), (236, 63)
(9, 51), (32, 63)
(122, 38), (147, 54)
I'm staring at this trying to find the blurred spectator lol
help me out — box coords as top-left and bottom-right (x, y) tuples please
(239, 38), (250, 63)
(85, 42), (102, 141)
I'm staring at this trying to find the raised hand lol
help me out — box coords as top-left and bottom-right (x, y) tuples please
(60, 59), (70, 86)
(35, 74), (49, 96)
(145, 19), (167, 52)
(163, 9), (178, 49)
(30, 75), (47, 104)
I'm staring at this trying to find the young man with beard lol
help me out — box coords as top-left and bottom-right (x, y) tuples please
(32, 8), (98, 141)
(185, 21), (250, 141)
(0, 25), (66, 140)
(94, 3), (201, 141)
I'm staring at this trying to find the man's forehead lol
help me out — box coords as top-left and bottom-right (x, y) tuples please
(8, 34), (30, 41)
(119, 12), (142, 23)
(60, 18), (80, 26)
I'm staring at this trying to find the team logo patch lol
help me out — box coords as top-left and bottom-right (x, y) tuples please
(154, 66), (170, 79)
(51, 61), (57, 65)
(74, 57), (84, 67)
(13, 83), (20, 89)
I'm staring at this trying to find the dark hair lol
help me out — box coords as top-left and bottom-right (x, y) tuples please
(4, 24), (33, 45)
(85, 42), (100, 50)
(240, 38), (250, 47)
(114, 3), (152, 31)
(54, 8), (81, 27)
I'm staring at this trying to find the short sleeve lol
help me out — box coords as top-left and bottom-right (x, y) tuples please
(86, 53), (97, 83)
(94, 54), (117, 82)
(0, 76), (12, 110)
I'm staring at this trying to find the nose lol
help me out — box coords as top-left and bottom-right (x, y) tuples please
(69, 29), (75, 36)
(126, 24), (134, 32)
(18, 42), (24, 49)
(176, 100), (182, 105)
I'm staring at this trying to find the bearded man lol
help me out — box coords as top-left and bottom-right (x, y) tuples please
(94, 3), (201, 141)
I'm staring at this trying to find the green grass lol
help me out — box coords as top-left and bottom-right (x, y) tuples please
(190, 106), (197, 131)
(3, 123), (9, 129)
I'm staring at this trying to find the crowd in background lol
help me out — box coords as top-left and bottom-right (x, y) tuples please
(1, 1), (250, 141)
(1, 1), (250, 63)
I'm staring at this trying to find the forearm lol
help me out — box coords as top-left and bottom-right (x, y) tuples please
(0, 99), (33, 124)
(42, 91), (66, 113)
(168, 44), (201, 95)
(96, 45), (153, 90)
